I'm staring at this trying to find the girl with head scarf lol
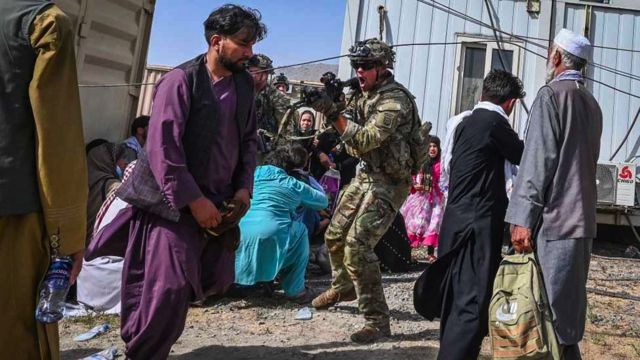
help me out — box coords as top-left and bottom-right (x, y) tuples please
(400, 136), (444, 262)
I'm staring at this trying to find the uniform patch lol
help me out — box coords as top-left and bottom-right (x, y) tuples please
(382, 112), (394, 128)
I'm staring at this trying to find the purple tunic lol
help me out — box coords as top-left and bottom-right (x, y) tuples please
(147, 69), (256, 207)
(87, 66), (257, 360)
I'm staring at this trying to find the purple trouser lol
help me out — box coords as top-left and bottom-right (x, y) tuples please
(121, 209), (234, 359)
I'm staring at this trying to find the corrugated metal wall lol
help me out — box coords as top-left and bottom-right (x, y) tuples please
(339, 0), (552, 139)
(55, 0), (155, 142)
(136, 65), (171, 116)
(564, 4), (640, 162)
(339, 0), (640, 162)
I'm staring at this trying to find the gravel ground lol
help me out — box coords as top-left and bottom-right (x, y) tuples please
(59, 241), (640, 360)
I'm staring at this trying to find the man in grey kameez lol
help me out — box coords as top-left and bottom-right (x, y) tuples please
(505, 29), (603, 360)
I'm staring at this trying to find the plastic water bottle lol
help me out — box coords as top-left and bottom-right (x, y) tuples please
(35, 256), (73, 323)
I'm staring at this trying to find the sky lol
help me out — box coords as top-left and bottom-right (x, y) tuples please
(147, 0), (347, 67)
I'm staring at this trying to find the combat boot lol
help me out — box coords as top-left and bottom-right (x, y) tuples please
(350, 324), (391, 344)
(311, 287), (357, 309)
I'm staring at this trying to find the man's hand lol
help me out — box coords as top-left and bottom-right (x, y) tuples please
(318, 152), (336, 170)
(510, 225), (533, 253)
(69, 249), (84, 286)
(233, 188), (251, 218)
(189, 197), (222, 228)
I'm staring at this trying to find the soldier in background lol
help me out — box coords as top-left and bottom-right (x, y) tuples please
(272, 72), (290, 94)
(247, 54), (295, 157)
(309, 39), (420, 343)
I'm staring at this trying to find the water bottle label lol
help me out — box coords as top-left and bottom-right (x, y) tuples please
(45, 258), (72, 289)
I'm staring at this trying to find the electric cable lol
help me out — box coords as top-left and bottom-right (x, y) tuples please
(415, 0), (640, 82)
(609, 107), (640, 161)
(483, 0), (530, 115)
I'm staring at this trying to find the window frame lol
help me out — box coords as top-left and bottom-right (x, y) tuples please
(450, 34), (524, 128)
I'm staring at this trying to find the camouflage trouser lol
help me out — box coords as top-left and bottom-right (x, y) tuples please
(325, 173), (409, 329)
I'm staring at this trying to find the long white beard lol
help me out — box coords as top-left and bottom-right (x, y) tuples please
(545, 57), (557, 84)
(545, 62), (557, 84)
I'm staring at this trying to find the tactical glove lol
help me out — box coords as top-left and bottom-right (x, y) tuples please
(310, 92), (341, 123)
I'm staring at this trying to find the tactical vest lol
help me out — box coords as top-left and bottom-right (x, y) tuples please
(0, 0), (53, 216)
(116, 54), (254, 221)
(351, 78), (416, 183)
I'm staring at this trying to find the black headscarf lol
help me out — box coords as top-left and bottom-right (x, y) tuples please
(421, 135), (441, 175)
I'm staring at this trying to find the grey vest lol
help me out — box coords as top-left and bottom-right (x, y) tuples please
(0, 0), (53, 216)
(116, 54), (254, 221)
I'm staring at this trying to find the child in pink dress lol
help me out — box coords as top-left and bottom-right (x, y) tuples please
(400, 136), (443, 262)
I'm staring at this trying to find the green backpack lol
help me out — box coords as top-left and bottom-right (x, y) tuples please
(489, 253), (562, 359)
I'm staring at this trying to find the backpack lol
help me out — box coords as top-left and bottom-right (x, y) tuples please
(489, 253), (562, 359)
(386, 85), (432, 174)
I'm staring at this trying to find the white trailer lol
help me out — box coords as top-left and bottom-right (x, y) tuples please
(339, 0), (640, 226)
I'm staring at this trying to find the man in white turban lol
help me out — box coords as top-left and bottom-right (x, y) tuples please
(505, 28), (603, 359)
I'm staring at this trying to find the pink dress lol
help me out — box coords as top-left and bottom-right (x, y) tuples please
(400, 161), (444, 248)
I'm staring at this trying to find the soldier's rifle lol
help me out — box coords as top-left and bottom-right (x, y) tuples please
(272, 72), (359, 147)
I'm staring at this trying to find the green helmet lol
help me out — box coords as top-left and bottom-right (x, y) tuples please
(348, 38), (395, 69)
(247, 54), (274, 74)
(272, 73), (289, 91)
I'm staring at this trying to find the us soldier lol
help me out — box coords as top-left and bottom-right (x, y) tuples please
(272, 72), (290, 94)
(310, 39), (421, 343)
(247, 54), (294, 157)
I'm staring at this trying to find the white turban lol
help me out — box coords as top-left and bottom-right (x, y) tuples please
(553, 28), (592, 61)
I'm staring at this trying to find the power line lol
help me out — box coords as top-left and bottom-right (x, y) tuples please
(79, 41), (640, 99)
(610, 107), (640, 161)
(252, 54), (350, 74)
(483, 0), (530, 115)
(412, 0), (640, 99)
(80, 82), (156, 88)
(414, 0), (545, 51)
(393, 40), (640, 84)
(493, 32), (640, 54)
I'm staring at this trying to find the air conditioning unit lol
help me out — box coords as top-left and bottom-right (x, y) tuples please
(596, 162), (636, 206)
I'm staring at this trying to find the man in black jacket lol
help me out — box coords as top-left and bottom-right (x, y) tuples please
(436, 70), (525, 359)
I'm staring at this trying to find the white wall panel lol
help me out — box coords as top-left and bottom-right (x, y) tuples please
(339, 0), (640, 162)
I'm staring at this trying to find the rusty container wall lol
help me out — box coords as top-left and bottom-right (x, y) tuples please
(54, 0), (156, 142)
(136, 65), (171, 116)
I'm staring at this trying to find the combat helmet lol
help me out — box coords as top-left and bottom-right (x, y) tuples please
(272, 73), (290, 91)
(247, 54), (274, 74)
(348, 38), (395, 69)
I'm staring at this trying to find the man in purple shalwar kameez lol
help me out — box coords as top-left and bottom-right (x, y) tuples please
(85, 5), (266, 359)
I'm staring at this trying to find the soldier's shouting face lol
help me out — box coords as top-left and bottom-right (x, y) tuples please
(352, 61), (385, 92)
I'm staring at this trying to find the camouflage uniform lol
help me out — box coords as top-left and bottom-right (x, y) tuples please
(249, 54), (296, 155)
(255, 84), (297, 152)
(325, 74), (416, 330)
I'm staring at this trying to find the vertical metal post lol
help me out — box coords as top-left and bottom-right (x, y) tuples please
(378, 5), (386, 41)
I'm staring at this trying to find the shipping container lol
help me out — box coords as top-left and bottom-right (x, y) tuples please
(54, 0), (156, 142)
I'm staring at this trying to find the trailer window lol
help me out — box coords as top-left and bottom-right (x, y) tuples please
(452, 37), (522, 116)
(459, 47), (486, 113)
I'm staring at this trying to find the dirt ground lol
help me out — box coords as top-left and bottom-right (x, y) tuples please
(59, 241), (640, 360)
